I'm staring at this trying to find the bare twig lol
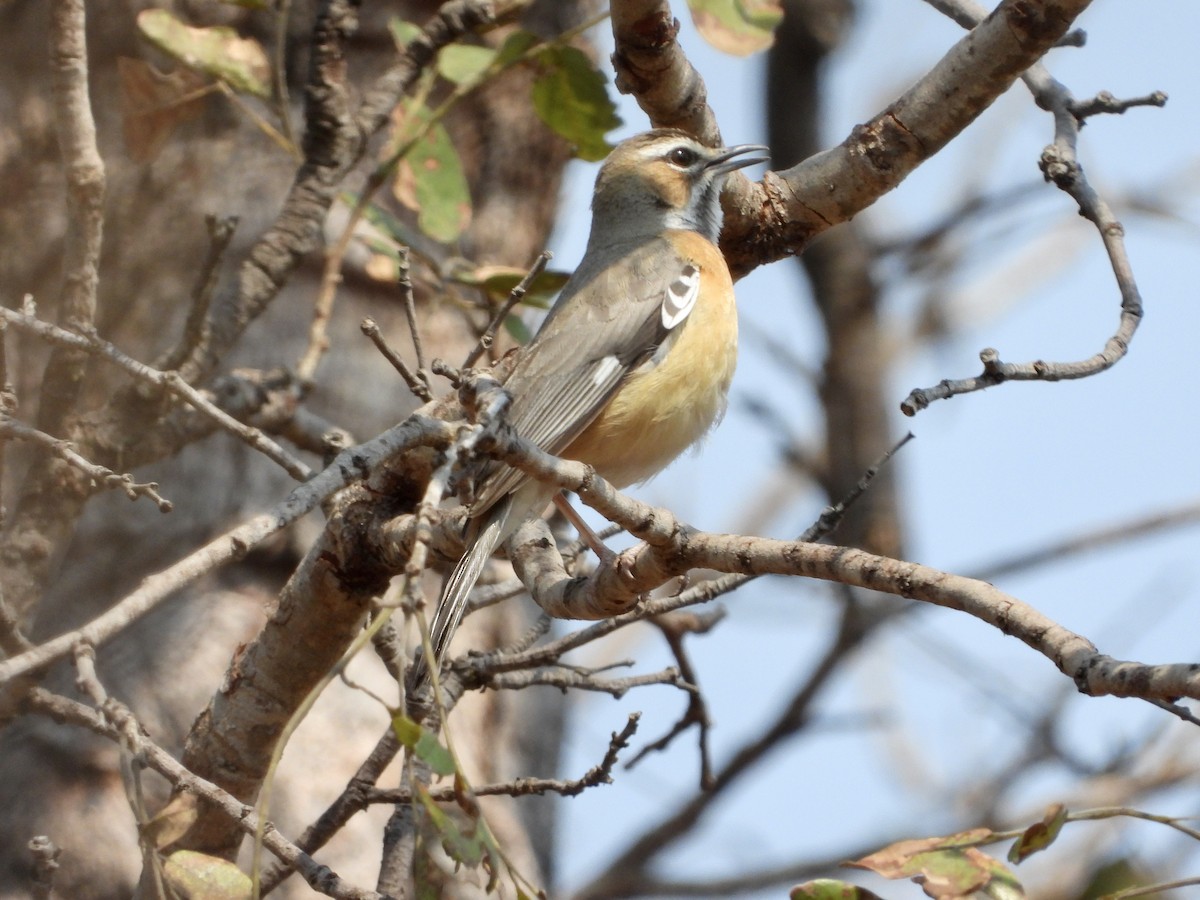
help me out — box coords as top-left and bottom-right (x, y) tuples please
(361, 317), (432, 401)
(1071, 89), (1167, 119)
(26, 688), (388, 900)
(0, 414), (455, 687)
(259, 728), (402, 894)
(26, 836), (61, 900)
(368, 712), (642, 804)
(462, 251), (553, 368)
(155, 214), (238, 373)
(902, 0), (1149, 413)
(485, 665), (688, 696)
(0, 416), (171, 512)
(0, 304), (313, 481)
(627, 610), (725, 788)
(398, 251), (429, 389)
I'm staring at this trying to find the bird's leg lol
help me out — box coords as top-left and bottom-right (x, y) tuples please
(552, 492), (610, 558)
(550, 493), (641, 588)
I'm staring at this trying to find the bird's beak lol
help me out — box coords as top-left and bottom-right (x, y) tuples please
(706, 143), (770, 176)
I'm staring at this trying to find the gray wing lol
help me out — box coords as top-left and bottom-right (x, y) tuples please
(471, 235), (700, 512)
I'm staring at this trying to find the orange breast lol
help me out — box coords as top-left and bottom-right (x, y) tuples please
(563, 232), (738, 489)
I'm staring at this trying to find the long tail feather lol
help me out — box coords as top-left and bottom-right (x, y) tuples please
(410, 495), (514, 690)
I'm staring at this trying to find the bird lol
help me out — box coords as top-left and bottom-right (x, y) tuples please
(416, 128), (767, 687)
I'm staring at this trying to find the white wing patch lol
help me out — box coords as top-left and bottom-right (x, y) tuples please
(591, 354), (622, 386)
(661, 263), (700, 329)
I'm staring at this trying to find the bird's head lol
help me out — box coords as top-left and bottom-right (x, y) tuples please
(588, 129), (768, 249)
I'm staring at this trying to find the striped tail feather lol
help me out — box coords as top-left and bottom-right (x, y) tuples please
(409, 495), (514, 692)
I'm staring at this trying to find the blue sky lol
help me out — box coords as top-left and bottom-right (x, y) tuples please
(539, 4), (1200, 897)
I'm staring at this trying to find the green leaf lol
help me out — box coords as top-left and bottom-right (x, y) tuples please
(1008, 803), (1068, 864)
(531, 46), (621, 162)
(437, 44), (497, 85)
(504, 314), (534, 345)
(495, 30), (539, 66)
(414, 783), (504, 888)
(415, 785), (484, 868)
(392, 714), (457, 776)
(686, 0), (782, 56)
(390, 102), (473, 243)
(137, 10), (270, 98)
(389, 17), (422, 49)
(790, 879), (885, 899)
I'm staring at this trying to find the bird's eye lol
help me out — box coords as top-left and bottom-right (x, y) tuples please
(667, 146), (698, 167)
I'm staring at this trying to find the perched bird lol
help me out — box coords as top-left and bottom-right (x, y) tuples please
(419, 129), (767, 683)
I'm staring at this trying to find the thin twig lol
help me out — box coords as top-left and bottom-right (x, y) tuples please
(485, 665), (687, 697)
(368, 712), (642, 804)
(627, 609), (725, 788)
(0, 303), (313, 482)
(0, 414), (455, 687)
(0, 416), (172, 511)
(26, 836), (61, 900)
(26, 688), (388, 900)
(361, 317), (431, 401)
(462, 251), (553, 368)
(259, 728), (402, 894)
(398, 249), (428, 388)
(155, 214), (238, 373)
(902, 0), (1149, 414)
(1070, 89), (1168, 119)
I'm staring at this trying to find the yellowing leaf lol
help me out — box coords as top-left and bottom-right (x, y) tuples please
(1008, 804), (1068, 864)
(141, 792), (200, 850)
(137, 9), (270, 98)
(365, 253), (399, 282)
(118, 57), (210, 163)
(162, 850), (253, 899)
(531, 46), (621, 162)
(437, 44), (497, 84)
(850, 830), (1026, 900)
(389, 17), (422, 50)
(687, 0), (783, 56)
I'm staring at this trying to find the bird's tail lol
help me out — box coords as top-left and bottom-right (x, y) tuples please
(409, 495), (514, 692)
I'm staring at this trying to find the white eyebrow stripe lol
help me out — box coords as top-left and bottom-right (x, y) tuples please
(661, 263), (700, 329)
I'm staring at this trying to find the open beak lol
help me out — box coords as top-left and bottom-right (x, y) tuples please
(706, 143), (770, 176)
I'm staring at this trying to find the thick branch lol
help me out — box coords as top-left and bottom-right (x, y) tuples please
(727, 0), (1095, 277)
